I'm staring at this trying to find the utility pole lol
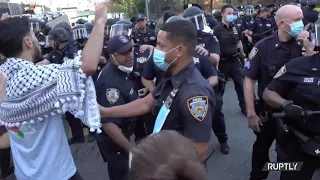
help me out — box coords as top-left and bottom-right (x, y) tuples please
(145, 0), (150, 21)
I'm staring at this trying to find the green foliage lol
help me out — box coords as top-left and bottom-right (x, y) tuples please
(109, 0), (146, 18)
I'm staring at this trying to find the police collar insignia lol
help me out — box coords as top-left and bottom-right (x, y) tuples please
(244, 60), (251, 69)
(187, 96), (208, 121)
(0, 57), (102, 135)
(106, 88), (120, 104)
(249, 47), (258, 60)
(274, 65), (286, 79)
(119, 36), (128, 43)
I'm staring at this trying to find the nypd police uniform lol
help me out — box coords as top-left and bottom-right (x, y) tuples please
(95, 36), (137, 180)
(152, 62), (215, 143)
(242, 33), (303, 180)
(213, 22), (246, 113)
(265, 54), (320, 180)
(251, 16), (275, 43)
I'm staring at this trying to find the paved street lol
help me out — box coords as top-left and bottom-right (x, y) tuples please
(3, 81), (320, 180)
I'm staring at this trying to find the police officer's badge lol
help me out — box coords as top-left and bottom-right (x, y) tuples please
(39, 41), (45, 46)
(274, 65), (286, 79)
(119, 36), (128, 43)
(106, 88), (120, 104)
(249, 47), (258, 60)
(187, 96), (208, 121)
(150, 36), (156, 40)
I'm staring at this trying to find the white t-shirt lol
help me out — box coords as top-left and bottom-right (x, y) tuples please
(9, 115), (76, 180)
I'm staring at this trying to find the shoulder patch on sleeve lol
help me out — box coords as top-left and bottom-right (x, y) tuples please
(187, 96), (209, 122)
(106, 88), (120, 104)
(274, 65), (286, 79)
(249, 47), (258, 60)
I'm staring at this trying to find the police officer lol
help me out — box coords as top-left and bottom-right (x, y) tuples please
(183, 7), (220, 66)
(131, 13), (156, 46)
(95, 35), (137, 180)
(242, 5), (254, 31)
(183, 8), (230, 154)
(100, 19), (215, 161)
(110, 19), (154, 140)
(235, 6), (245, 31)
(213, 5), (246, 115)
(29, 18), (51, 57)
(301, 0), (319, 26)
(251, 7), (275, 43)
(262, 21), (318, 180)
(72, 24), (89, 50)
(252, 4), (262, 22)
(243, 5), (311, 180)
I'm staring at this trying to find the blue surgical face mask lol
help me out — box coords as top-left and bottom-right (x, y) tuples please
(285, 20), (304, 37)
(226, 15), (234, 23)
(153, 47), (179, 71)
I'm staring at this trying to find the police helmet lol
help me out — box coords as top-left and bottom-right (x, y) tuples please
(76, 18), (88, 25)
(204, 12), (213, 19)
(29, 18), (41, 32)
(183, 7), (207, 31)
(72, 24), (88, 41)
(110, 20), (133, 38)
(48, 27), (70, 42)
(184, 3), (202, 10)
(84, 22), (93, 34)
(245, 5), (254, 15)
(54, 21), (72, 34)
(166, 16), (186, 23)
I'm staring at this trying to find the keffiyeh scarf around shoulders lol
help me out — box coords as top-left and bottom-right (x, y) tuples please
(0, 54), (102, 133)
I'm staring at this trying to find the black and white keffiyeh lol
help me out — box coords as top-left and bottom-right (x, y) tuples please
(0, 53), (102, 133)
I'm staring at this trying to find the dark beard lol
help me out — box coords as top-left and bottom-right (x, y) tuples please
(33, 45), (43, 64)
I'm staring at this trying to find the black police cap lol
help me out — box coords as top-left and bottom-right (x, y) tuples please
(107, 35), (132, 54)
(135, 13), (146, 21)
(54, 21), (72, 33)
(184, 3), (202, 10)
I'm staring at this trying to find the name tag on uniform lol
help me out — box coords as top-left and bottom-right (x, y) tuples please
(303, 77), (314, 83)
(150, 36), (156, 40)
(266, 24), (271, 27)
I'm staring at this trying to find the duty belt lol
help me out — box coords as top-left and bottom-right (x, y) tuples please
(293, 130), (320, 158)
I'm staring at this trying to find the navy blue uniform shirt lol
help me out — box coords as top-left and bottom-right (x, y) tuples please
(213, 22), (242, 58)
(47, 42), (78, 64)
(197, 31), (221, 56)
(96, 63), (138, 152)
(267, 54), (320, 135)
(133, 47), (151, 75)
(132, 27), (157, 46)
(96, 63), (138, 124)
(242, 33), (303, 98)
(152, 62), (215, 142)
(251, 17), (275, 43)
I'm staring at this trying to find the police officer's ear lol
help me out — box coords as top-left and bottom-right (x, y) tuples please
(175, 45), (185, 58)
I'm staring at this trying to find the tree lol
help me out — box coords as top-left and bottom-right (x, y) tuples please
(110, 0), (146, 18)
